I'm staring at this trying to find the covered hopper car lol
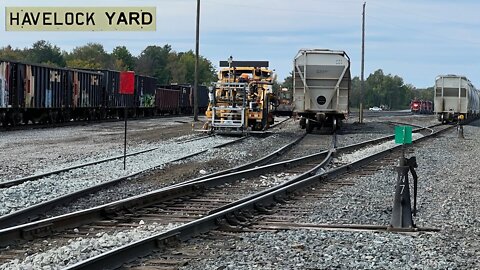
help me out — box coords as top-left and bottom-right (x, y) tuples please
(434, 75), (480, 123)
(293, 49), (351, 133)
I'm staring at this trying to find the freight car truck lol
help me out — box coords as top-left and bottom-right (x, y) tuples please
(293, 49), (351, 133)
(434, 75), (480, 123)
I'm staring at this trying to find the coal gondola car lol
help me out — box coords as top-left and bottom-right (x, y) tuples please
(0, 58), (211, 127)
(293, 49), (351, 133)
(157, 84), (209, 114)
(135, 75), (157, 116)
(155, 87), (180, 115)
(0, 59), (103, 126)
(434, 75), (480, 123)
(85, 69), (159, 118)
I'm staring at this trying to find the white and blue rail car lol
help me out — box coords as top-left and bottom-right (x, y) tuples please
(293, 49), (351, 133)
(434, 75), (480, 123)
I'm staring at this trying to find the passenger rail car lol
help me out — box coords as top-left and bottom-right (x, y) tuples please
(293, 49), (351, 133)
(434, 75), (480, 123)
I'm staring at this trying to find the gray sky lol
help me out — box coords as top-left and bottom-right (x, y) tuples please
(1, 0), (479, 88)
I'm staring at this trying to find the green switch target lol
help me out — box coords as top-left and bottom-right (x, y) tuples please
(395, 126), (412, 144)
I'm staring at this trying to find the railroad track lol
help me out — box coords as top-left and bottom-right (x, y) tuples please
(0, 122), (450, 268)
(0, 114), (195, 132)
(0, 135), (248, 228)
(59, 124), (452, 270)
(0, 123), (448, 268)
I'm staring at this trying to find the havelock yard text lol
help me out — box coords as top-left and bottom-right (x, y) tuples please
(5, 7), (156, 31)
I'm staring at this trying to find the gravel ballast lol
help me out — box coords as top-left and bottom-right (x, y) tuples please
(178, 122), (480, 270)
(2, 113), (462, 269)
(0, 135), (233, 216)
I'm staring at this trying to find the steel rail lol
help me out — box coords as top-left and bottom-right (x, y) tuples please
(0, 129), (401, 245)
(0, 136), (246, 229)
(0, 147), (159, 188)
(0, 114), (197, 132)
(170, 133), (307, 187)
(269, 116), (292, 129)
(64, 124), (454, 270)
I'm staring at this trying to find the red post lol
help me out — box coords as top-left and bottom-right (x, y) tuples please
(120, 71), (135, 169)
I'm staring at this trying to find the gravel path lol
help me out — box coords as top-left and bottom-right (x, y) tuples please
(177, 121), (479, 270)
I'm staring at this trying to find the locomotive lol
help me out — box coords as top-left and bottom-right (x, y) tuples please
(293, 49), (351, 133)
(410, 99), (433, 114)
(0, 59), (208, 127)
(434, 75), (480, 123)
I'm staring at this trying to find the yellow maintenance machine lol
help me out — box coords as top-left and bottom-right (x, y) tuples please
(205, 60), (277, 135)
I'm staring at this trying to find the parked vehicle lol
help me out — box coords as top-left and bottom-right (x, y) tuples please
(369, 106), (382, 111)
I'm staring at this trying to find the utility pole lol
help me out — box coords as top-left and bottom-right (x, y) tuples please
(360, 1), (366, 124)
(194, 0), (200, 121)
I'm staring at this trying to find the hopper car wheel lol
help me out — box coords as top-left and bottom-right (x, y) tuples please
(10, 112), (22, 126)
(23, 114), (31, 125)
(300, 118), (306, 129)
(332, 118), (338, 132)
(306, 119), (314, 133)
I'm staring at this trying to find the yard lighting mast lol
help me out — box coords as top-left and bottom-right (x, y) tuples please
(360, 1), (366, 123)
(194, 0), (200, 121)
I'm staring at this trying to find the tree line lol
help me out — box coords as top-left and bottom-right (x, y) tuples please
(0, 40), (217, 85)
(280, 69), (434, 110)
(1, 41), (434, 107)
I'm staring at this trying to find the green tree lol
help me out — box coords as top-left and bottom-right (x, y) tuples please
(412, 87), (434, 100)
(197, 56), (217, 84)
(0, 45), (25, 61)
(65, 43), (113, 69)
(350, 76), (361, 108)
(25, 40), (65, 67)
(176, 50), (216, 85)
(281, 72), (293, 90)
(135, 44), (172, 84)
(166, 51), (186, 83)
(112, 46), (135, 71)
(351, 69), (415, 110)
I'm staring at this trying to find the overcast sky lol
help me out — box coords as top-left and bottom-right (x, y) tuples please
(1, 0), (479, 88)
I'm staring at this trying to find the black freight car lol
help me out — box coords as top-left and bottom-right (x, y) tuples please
(89, 69), (158, 118)
(0, 59), (103, 125)
(0, 58), (216, 127)
(155, 87), (180, 114)
(92, 69), (134, 118)
(157, 84), (209, 114)
(135, 75), (157, 116)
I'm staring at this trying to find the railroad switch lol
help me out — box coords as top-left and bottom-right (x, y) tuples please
(389, 156), (418, 230)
